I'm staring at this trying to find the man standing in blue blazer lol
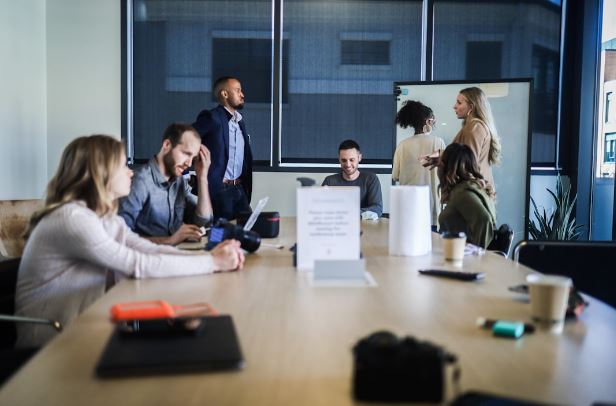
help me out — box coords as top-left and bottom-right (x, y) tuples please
(193, 76), (253, 220)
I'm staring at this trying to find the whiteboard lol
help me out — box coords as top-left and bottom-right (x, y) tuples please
(394, 80), (532, 244)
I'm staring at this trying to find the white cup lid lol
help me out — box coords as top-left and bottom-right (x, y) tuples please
(526, 273), (572, 287)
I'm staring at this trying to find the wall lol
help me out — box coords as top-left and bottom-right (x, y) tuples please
(46, 0), (122, 176)
(0, 0), (47, 199)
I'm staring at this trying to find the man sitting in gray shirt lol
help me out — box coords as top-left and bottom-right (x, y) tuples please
(322, 139), (383, 218)
(119, 123), (213, 245)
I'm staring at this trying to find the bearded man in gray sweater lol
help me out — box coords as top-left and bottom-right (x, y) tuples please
(321, 139), (383, 218)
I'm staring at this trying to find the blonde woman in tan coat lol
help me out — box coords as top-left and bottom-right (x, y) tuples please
(451, 87), (501, 189)
(422, 87), (501, 194)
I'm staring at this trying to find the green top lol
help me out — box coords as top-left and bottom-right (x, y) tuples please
(438, 180), (496, 248)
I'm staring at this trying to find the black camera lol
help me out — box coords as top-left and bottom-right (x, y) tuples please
(205, 218), (261, 253)
(353, 331), (457, 402)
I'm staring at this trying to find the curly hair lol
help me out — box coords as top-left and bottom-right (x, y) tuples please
(395, 100), (434, 135)
(437, 143), (495, 203)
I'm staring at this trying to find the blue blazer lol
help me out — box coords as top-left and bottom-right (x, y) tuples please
(193, 105), (253, 201)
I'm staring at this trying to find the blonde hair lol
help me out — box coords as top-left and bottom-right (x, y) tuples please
(460, 87), (501, 165)
(25, 135), (125, 238)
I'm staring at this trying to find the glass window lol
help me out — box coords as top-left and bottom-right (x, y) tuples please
(607, 92), (614, 123)
(131, 0), (273, 162)
(341, 40), (391, 65)
(466, 41), (502, 80)
(433, 0), (562, 165)
(280, 0), (423, 165)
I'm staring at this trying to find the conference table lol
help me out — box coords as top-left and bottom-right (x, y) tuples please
(1, 219), (615, 405)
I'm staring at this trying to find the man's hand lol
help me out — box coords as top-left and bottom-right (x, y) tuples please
(195, 144), (211, 182)
(169, 224), (204, 245)
(211, 240), (245, 272)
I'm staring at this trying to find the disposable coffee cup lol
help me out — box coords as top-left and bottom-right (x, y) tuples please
(526, 273), (572, 334)
(441, 231), (466, 262)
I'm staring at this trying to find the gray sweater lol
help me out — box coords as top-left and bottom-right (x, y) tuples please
(15, 201), (216, 348)
(321, 172), (383, 217)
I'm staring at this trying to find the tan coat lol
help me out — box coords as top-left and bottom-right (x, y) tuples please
(452, 119), (494, 190)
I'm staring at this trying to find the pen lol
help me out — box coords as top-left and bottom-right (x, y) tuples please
(476, 317), (535, 338)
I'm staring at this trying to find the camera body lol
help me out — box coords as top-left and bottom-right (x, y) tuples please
(206, 219), (261, 253)
(353, 331), (455, 402)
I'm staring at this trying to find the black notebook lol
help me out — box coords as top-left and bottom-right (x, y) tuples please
(96, 315), (244, 377)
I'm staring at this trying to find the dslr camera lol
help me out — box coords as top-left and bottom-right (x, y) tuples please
(353, 331), (457, 402)
(205, 218), (261, 253)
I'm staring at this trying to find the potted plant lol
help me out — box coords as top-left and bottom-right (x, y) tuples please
(528, 175), (584, 240)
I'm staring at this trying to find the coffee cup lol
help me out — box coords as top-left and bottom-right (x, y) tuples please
(441, 231), (466, 262)
(526, 273), (572, 334)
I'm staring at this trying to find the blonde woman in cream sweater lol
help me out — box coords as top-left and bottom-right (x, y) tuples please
(15, 135), (244, 347)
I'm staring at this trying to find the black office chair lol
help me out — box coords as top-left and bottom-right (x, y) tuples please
(296, 177), (316, 187)
(487, 224), (514, 258)
(513, 240), (616, 308)
(0, 257), (61, 385)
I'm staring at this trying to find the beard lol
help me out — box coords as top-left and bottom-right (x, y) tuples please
(234, 101), (245, 110)
(162, 150), (179, 179)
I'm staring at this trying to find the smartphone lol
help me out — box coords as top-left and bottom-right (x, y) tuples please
(418, 269), (485, 281)
(117, 317), (205, 337)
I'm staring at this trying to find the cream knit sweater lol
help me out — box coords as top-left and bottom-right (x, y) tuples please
(15, 201), (215, 347)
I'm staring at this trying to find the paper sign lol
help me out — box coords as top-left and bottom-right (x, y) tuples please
(296, 187), (360, 270)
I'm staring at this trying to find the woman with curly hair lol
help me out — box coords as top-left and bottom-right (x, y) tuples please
(437, 143), (496, 248)
(393, 100), (446, 225)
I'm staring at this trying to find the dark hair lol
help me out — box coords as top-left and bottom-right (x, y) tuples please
(162, 123), (199, 147)
(212, 76), (239, 101)
(339, 139), (361, 152)
(437, 143), (494, 203)
(396, 100), (434, 135)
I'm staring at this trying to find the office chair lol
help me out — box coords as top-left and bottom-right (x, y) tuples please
(487, 224), (514, 258)
(513, 240), (616, 308)
(0, 257), (62, 385)
(296, 177), (316, 187)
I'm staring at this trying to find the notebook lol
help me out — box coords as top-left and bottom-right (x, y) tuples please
(96, 315), (244, 377)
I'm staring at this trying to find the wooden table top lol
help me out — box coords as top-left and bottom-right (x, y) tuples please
(1, 218), (615, 405)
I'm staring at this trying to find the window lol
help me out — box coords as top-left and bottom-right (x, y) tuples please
(466, 41), (502, 80)
(341, 40), (390, 65)
(607, 92), (614, 123)
(280, 0), (422, 165)
(433, 1), (562, 165)
(605, 134), (616, 163)
(532, 45), (559, 135)
(127, 0), (563, 168)
(131, 0), (273, 162)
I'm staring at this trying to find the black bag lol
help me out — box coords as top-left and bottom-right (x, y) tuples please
(353, 331), (457, 402)
(237, 211), (280, 238)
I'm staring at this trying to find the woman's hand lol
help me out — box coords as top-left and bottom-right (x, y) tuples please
(419, 150), (441, 169)
(211, 239), (245, 272)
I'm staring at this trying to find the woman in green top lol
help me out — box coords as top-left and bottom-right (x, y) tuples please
(437, 143), (496, 248)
